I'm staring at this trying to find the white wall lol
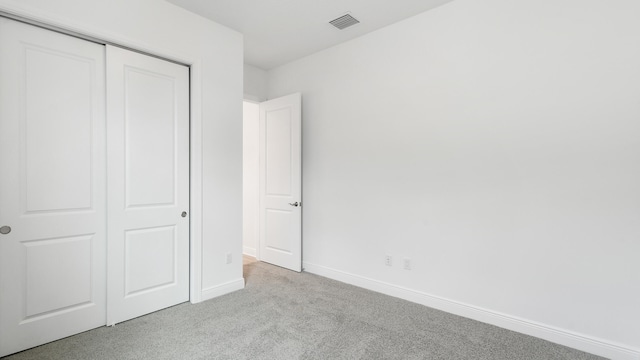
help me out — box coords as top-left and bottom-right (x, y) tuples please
(242, 101), (259, 257)
(268, 0), (640, 358)
(244, 64), (268, 102)
(0, 0), (244, 300)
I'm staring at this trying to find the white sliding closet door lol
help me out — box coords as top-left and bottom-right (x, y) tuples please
(106, 45), (190, 325)
(0, 18), (107, 357)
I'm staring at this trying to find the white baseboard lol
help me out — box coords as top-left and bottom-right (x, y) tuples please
(243, 246), (257, 257)
(199, 278), (245, 302)
(303, 261), (640, 360)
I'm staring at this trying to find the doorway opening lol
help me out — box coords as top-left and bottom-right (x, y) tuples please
(242, 94), (302, 274)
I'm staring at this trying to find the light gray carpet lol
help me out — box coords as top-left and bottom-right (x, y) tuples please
(3, 260), (605, 360)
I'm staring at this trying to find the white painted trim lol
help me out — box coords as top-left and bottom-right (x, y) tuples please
(243, 94), (263, 103)
(0, 4), (206, 306)
(0, 4), (192, 65)
(303, 261), (640, 360)
(189, 60), (204, 304)
(200, 279), (245, 302)
(243, 246), (257, 257)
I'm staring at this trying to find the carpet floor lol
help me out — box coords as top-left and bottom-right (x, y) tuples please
(3, 260), (605, 360)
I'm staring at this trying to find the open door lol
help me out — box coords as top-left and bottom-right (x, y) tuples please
(258, 93), (302, 272)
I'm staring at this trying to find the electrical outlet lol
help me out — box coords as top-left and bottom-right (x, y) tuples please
(403, 258), (412, 270)
(385, 255), (393, 267)
(226, 252), (232, 264)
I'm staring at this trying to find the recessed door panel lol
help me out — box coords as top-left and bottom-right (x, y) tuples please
(265, 209), (293, 254)
(125, 226), (177, 296)
(24, 235), (93, 317)
(23, 46), (94, 213)
(265, 108), (292, 196)
(125, 68), (176, 208)
(0, 18), (106, 357)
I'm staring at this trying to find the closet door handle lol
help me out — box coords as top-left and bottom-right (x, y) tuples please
(0, 226), (11, 235)
(181, 211), (187, 218)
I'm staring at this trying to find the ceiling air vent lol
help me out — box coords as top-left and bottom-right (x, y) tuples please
(329, 14), (360, 30)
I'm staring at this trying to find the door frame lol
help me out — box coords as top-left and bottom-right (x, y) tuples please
(242, 99), (261, 260)
(243, 95), (303, 268)
(0, 9), (206, 303)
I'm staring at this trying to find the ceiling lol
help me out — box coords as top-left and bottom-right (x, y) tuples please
(165, 0), (454, 70)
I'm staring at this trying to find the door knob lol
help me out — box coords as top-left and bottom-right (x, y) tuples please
(288, 202), (299, 207)
(181, 211), (187, 218)
(0, 226), (11, 235)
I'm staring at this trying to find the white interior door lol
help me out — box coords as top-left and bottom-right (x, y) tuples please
(0, 18), (106, 356)
(106, 45), (190, 325)
(259, 93), (302, 272)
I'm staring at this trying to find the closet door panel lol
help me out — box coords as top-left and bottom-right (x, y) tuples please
(106, 45), (190, 325)
(0, 18), (106, 357)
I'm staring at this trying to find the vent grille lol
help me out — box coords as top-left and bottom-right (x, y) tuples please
(329, 14), (360, 30)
